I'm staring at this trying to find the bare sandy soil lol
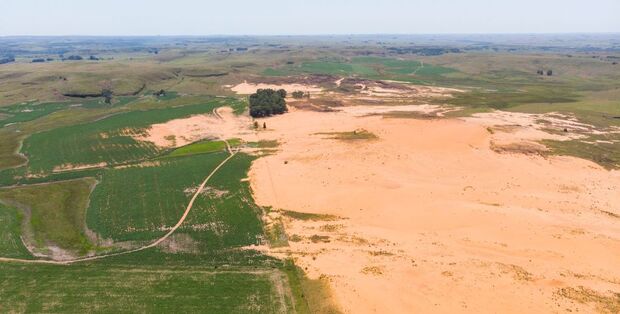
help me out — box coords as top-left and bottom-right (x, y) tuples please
(338, 104), (457, 117)
(134, 107), (256, 148)
(230, 79), (463, 102)
(247, 107), (620, 313)
(230, 81), (323, 95)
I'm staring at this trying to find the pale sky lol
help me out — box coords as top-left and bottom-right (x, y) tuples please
(2, 0), (619, 36)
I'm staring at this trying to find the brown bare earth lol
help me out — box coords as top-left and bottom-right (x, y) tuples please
(244, 106), (620, 313)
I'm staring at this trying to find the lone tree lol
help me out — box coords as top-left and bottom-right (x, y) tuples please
(101, 88), (113, 104)
(547, 70), (553, 76)
(154, 89), (166, 97)
(249, 89), (288, 118)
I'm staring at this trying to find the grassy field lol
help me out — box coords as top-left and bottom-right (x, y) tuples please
(21, 100), (228, 173)
(0, 263), (293, 313)
(166, 138), (241, 158)
(0, 95), (245, 173)
(0, 203), (32, 259)
(0, 178), (97, 256)
(262, 56), (455, 84)
(0, 101), (72, 127)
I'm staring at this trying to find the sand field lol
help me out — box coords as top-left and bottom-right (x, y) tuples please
(246, 107), (620, 313)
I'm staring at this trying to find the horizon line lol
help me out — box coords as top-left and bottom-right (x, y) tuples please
(2, 32), (620, 38)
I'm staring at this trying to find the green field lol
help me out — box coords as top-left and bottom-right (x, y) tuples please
(87, 152), (226, 243)
(167, 138), (241, 158)
(0, 178), (97, 255)
(0, 101), (72, 127)
(21, 100), (229, 173)
(180, 153), (264, 250)
(87, 152), (263, 251)
(0, 263), (293, 313)
(0, 203), (32, 259)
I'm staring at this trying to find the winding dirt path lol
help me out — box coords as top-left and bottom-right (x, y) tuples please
(0, 127), (238, 265)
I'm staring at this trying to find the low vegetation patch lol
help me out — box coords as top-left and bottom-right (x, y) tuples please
(166, 139), (241, 158)
(490, 141), (548, 155)
(542, 135), (620, 170)
(282, 210), (339, 221)
(0, 263), (292, 313)
(0, 178), (97, 256)
(0, 203), (32, 258)
(283, 260), (342, 314)
(555, 286), (620, 313)
(318, 129), (378, 141)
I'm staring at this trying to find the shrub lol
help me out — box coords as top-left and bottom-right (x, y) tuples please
(291, 91), (305, 99)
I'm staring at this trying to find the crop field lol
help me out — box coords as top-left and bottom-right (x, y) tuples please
(166, 138), (241, 158)
(0, 203), (32, 259)
(21, 100), (230, 173)
(86, 151), (263, 250)
(179, 153), (264, 250)
(0, 263), (293, 313)
(87, 152), (220, 242)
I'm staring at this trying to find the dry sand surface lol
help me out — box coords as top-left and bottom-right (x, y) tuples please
(134, 107), (256, 147)
(230, 81), (323, 95)
(246, 106), (620, 313)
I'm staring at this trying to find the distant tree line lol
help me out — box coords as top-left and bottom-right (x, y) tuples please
(31, 57), (55, 63)
(64, 55), (83, 61)
(387, 47), (461, 56)
(249, 89), (287, 118)
(0, 56), (15, 65)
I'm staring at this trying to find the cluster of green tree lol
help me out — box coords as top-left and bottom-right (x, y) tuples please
(537, 69), (553, 76)
(249, 89), (287, 118)
(154, 89), (166, 97)
(291, 90), (311, 99)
